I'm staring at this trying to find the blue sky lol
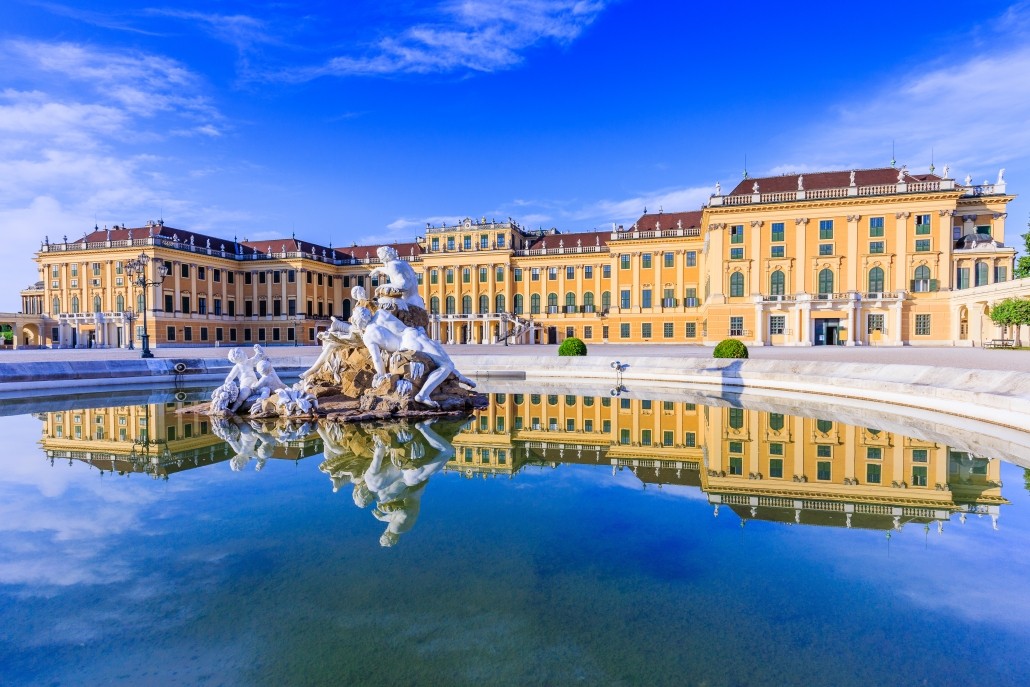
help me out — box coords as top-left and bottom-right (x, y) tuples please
(1, 0), (1028, 310)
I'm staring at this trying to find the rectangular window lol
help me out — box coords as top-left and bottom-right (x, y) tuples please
(915, 239), (931, 252)
(496, 267), (505, 282)
(819, 219), (833, 239)
(769, 458), (783, 478)
(684, 432), (696, 447)
(915, 214), (931, 234)
(620, 255), (630, 270)
(584, 265), (593, 278)
(447, 237), (455, 250)
(272, 270), (281, 284)
(912, 449), (928, 462)
(181, 263), (190, 278)
(514, 268), (522, 282)
(866, 463), (882, 484)
(198, 297), (207, 315)
(976, 225), (991, 236)
(663, 252), (674, 268)
(497, 234), (505, 248)
(227, 271), (234, 284)
(463, 236), (471, 250)
(261, 271), (268, 284)
(446, 269), (454, 284)
(620, 323), (630, 338)
(912, 465), (928, 486)
(164, 294), (173, 312)
(995, 266), (1008, 283)
(769, 442), (784, 456)
(166, 326), (176, 341)
(564, 266), (574, 279)
(685, 251), (697, 267)
(181, 296), (190, 313)
(770, 245), (785, 258)
(771, 222), (785, 242)
(685, 322), (697, 338)
(663, 322), (674, 338)
(869, 216), (884, 237)
(228, 301), (236, 316)
(817, 444), (832, 458)
(641, 289), (652, 308)
(620, 429), (630, 445)
(431, 238), (439, 251)
(531, 268), (540, 281)
(819, 243), (833, 256)
(642, 254), (652, 269)
(479, 267), (487, 283)
(915, 313), (931, 335)
(730, 225), (744, 244)
(620, 290), (630, 309)
(817, 461), (831, 480)
(288, 270), (295, 283)
(603, 264), (612, 278)
(867, 446), (882, 460)
(729, 316), (743, 337)
(640, 429), (652, 446)
(200, 327), (208, 341)
(197, 266), (206, 280)
(729, 456), (743, 475)
(869, 241), (885, 254)
(213, 269), (221, 283)
(770, 315), (785, 335)
(730, 247), (744, 260)
(957, 267), (970, 289)
(641, 323), (652, 338)
(463, 268), (471, 283)
(583, 326), (592, 339)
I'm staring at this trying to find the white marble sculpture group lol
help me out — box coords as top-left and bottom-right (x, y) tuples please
(208, 244), (476, 419)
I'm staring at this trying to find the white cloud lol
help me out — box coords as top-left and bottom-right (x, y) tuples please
(569, 184), (713, 226)
(0, 39), (232, 310)
(299, 0), (609, 78)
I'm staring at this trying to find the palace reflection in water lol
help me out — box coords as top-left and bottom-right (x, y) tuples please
(37, 392), (1008, 542)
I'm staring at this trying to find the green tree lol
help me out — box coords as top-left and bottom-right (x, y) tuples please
(1016, 215), (1030, 278)
(989, 297), (1030, 345)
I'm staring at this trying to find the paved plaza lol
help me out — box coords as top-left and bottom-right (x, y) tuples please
(1, 343), (1028, 373)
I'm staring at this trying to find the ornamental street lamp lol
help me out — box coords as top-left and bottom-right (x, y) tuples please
(124, 253), (169, 359)
(125, 309), (135, 350)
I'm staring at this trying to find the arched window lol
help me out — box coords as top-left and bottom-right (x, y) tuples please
(342, 299), (352, 318)
(462, 295), (472, 314)
(816, 419), (833, 433)
(530, 294), (541, 314)
(769, 270), (785, 296)
(445, 296), (455, 314)
(768, 413), (784, 431)
(818, 268), (834, 295)
(583, 292), (595, 309)
(913, 265), (931, 292)
(867, 266), (885, 293)
(52, 297), (60, 314)
(565, 292), (576, 307)
(601, 291), (611, 310)
(93, 295), (102, 313)
(547, 292), (558, 307)
(116, 294), (125, 312)
(71, 295), (80, 314)
(429, 296), (440, 315)
(975, 261), (989, 286)
(514, 294), (524, 315)
(729, 271), (744, 297)
(728, 408), (744, 429)
(479, 294), (489, 314)
(495, 294), (505, 313)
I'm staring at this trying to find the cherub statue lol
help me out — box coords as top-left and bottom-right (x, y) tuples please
(210, 347), (261, 413)
(368, 245), (425, 310)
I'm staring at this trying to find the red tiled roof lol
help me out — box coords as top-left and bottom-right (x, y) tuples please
(75, 224), (231, 250)
(527, 230), (609, 250)
(729, 167), (942, 196)
(630, 210), (703, 232)
(336, 241), (423, 261)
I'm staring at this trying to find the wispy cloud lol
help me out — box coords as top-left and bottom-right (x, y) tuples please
(0, 39), (231, 308)
(295, 0), (608, 79)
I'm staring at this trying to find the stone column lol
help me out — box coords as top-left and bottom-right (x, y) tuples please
(894, 212), (910, 292)
(753, 297), (764, 346)
(846, 298), (856, 346)
(891, 300), (904, 346)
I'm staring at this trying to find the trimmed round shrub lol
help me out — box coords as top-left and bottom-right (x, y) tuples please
(558, 337), (588, 356)
(713, 338), (749, 359)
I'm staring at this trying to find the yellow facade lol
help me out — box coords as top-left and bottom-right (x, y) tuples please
(27, 167), (1026, 348)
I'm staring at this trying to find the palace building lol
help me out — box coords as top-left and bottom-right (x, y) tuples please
(14, 164), (1027, 349)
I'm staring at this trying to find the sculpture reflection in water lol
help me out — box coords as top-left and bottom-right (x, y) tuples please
(210, 416), (317, 472)
(319, 416), (466, 547)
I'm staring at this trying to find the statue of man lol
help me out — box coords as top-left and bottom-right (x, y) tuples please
(351, 305), (475, 407)
(369, 245), (425, 310)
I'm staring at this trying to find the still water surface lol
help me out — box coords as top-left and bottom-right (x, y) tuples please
(1, 388), (1029, 686)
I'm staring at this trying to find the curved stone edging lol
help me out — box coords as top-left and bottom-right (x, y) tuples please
(450, 354), (1030, 432)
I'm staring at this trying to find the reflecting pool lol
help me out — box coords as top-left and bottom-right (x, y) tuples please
(2, 388), (1030, 686)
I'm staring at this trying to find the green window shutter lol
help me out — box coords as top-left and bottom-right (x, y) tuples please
(930, 279), (939, 292)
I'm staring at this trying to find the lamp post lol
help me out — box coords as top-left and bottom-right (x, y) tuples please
(126, 309), (135, 350)
(124, 253), (169, 359)
(293, 313), (302, 346)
